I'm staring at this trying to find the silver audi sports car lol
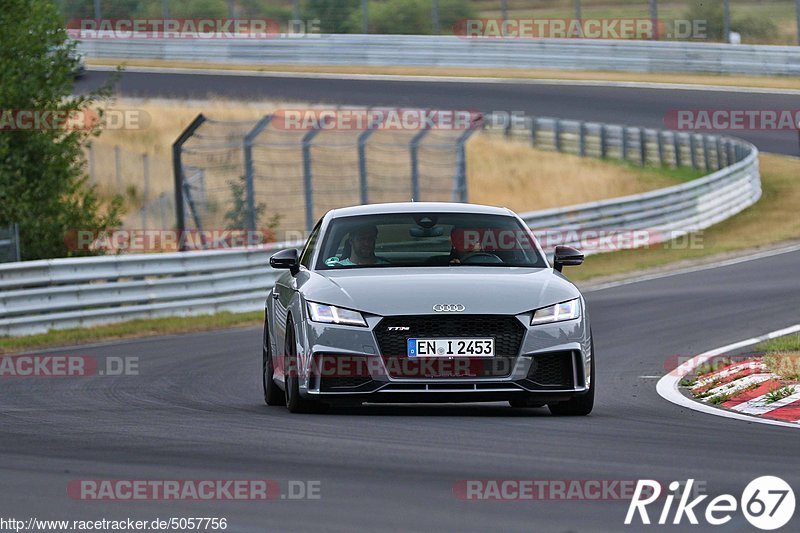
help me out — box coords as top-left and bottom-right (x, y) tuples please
(263, 202), (594, 415)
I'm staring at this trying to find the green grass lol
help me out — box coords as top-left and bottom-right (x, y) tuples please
(757, 333), (800, 354)
(0, 311), (263, 354)
(756, 333), (800, 381)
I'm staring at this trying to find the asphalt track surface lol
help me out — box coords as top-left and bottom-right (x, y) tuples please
(2, 249), (799, 531)
(5, 70), (793, 531)
(74, 69), (800, 156)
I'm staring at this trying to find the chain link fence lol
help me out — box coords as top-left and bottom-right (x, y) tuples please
(173, 109), (481, 243)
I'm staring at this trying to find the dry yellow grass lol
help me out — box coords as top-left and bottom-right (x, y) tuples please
(570, 153), (800, 281)
(92, 97), (683, 228)
(467, 134), (676, 212)
(90, 59), (800, 91)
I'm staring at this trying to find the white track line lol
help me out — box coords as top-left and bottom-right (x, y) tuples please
(656, 324), (800, 429)
(86, 65), (800, 95)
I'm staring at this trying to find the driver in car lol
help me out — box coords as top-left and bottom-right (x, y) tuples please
(338, 224), (391, 266)
(449, 226), (503, 265)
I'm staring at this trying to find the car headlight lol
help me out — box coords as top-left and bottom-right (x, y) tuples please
(307, 302), (367, 327)
(531, 298), (581, 325)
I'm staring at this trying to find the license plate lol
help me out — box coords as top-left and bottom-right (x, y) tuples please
(407, 338), (494, 357)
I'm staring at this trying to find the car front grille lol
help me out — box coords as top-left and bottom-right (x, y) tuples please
(374, 315), (525, 379)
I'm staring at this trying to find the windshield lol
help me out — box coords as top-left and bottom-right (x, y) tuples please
(315, 213), (547, 270)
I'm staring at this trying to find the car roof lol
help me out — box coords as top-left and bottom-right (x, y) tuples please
(329, 202), (513, 218)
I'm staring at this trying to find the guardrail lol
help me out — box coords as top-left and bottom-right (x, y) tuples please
(78, 34), (800, 76)
(489, 116), (760, 250)
(0, 116), (760, 336)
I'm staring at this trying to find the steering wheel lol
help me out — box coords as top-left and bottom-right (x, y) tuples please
(460, 252), (503, 264)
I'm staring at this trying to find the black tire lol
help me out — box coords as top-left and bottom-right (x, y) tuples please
(284, 317), (317, 414)
(548, 337), (595, 416)
(263, 325), (285, 406)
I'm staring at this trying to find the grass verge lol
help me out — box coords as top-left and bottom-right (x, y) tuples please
(89, 59), (800, 92)
(570, 153), (800, 282)
(0, 312), (263, 354)
(757, 333), (800, 381)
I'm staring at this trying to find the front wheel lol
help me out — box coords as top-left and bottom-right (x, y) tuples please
(263, 333), (285, 406)
(548, 337), (595, 416)
(284, 318), (318, 414)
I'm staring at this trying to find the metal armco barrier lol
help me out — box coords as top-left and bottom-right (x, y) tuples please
(77, 34), (800, 76)
(0, 116), (760, 336)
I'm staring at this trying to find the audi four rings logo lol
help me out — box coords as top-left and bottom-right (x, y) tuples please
(433, 304), (466, 312)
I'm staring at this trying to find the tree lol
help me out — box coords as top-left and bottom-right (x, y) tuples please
(0, 0), (122, 260)
(303, 0), (359, 33)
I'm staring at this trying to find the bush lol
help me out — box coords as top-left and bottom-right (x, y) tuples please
(350, 0), (474, 35)
(303, 0), (359, 34)
(732, 15), (777, 42)
(368, 0), (430, 34)
(683, 0), (777, 43)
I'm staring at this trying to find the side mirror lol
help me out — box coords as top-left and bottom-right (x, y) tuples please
(270, 248), (300, 275)
(553, 245), (584, 272)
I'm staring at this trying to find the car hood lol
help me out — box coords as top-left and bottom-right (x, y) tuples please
(298, 267), (580, 316)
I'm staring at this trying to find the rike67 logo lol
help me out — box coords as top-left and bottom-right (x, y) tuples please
(626, 477), (795, 530)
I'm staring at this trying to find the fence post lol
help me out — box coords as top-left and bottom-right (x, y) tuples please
(600, 124), (608, 158)
(727, 141), (735, 165)
(621, 126), (629, 161)
(410, 123), (431, 201)
(530, 117), (538, 147)
(578, 121), (587, 157)
(243, 115), (273, 233)
(639, 128), (647, 166)
(554, 119), (562, 151)
(302, 127), (322, 232)
(358, 113), (385, 205)
(141, 153), (149, 229)
(114, 145), (122, 190)
(657, 131), (665, 165)
(702, 135), (711, 171)
(172, 114), (206, 250)
(454, 120), (480, 202)
(649, 0), (659, 40)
